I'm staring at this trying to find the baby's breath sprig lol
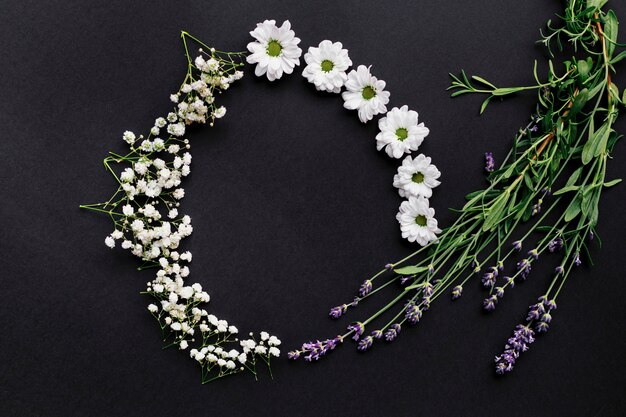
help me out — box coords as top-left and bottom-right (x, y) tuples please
(81, 32), (281, 384)
(292, 0), (623, 375)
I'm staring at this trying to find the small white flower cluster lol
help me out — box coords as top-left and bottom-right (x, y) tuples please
(89, 42), (280, 383)
(246, 20), (442, 246)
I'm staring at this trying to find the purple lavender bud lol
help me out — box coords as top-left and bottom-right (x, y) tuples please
(384, 324), (401, 342)
(512, 240), (523, 251)
(357, 336), (374, 351)
(589, 231), (594, 241)
(421, 297), (431, 311)
(371, 330), (383, 339)
(574, 253), (582, 266)
(548, 237), (563, 253)
(541, 312), (552, 323)
(347, 322), (365, 341)
(405, 304), (423, 324)
(494, 324), (536, 375)
(505, 276), (515, 288)
(516, 259), (532, 280)
(483, 295), (498, 311)
(489, 266), (499, 277)
(428, 264), (435, 275)
(547, 299), (557, 310)
(359, 280), (373, 297)
(423, 282), (434, 297)
(329, 304), (347, 319)
(497, 260), (504, 271)
(400, 275), (415, 285)
(538, 295), (548, 304)
(528, 249), (539, 260)
(482, 272), (496, 288)
(288, 351), (300, 360)
(495, 287), (505, 298)
(526, 308), (541, 321)
(535, 321), (550, 333)
(384, 263), (394, 270)
(484, 152), (495, 172)
(554, 265), (564, 275)
(530, 125), (539, 133)
(452, 285), (463, 300)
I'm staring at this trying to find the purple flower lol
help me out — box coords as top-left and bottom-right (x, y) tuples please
(589, 231), (594, 241)
(535, 322), (550, 333)
(405, 303), (423, 324)
(497, 260), (504, 272)
(505, 276), (515, 288)
(423, 282), (434, 297)
(546, 299), (557, 310)
(482, 272), (496, 288)
(483, 295), (498, 311)
(347, 322), (365, 341)
(291, 335), (344, 362)
(574, 253), (582, 266)
(384, 324), (401, 342)
(512, 240), (523, 251)
(494, 324), (536, 375)
(527, 249), (539, 260)
(400, 275), (415, 285)
(371, 330), (383, 339)
(452, 285), (463, 299)
(385, 263), (394, 270)
(541, 312), (552, 323)
(548, 238), (563, 253)
(357, 336), (374, 351)
(495, 287), (505, 298)
(530, 125), (539, 133)
(516, 259), (532, 280)
(359, 280), (373, 297)
(554, 265), (564, 275)
(329, 304), (348, 319)
(485, 152), (495, 172)
(428, 264), (435, 275)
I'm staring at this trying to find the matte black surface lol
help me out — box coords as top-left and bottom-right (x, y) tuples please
(1, 1), (625, 416)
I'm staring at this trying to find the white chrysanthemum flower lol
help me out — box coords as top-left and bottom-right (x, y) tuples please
(396, 196), (441, 245)
(376, 105), (429, 158)
(302, 40), (352, 93)
(342, 65), (390, 123)
(393, 154), (441, 198)
(246, 20), (302, 81)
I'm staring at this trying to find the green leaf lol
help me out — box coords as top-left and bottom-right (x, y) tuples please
(564, 194), (582, 222)
(582, 123), (609, 164)
(605, 10), (618, 58)
(492, 87), (522, 96)
(480, 96), (493, 114)
(577, 60), (592, 82)
(604, 178), (622, 187)
(611, 50), (626, 64)
(471, 75), (497, 89)
(553, 185), (580, 195)
(567, 88), (589, 119)
(482, 192), (510, 232)
(565, 166), (584, 187)
(394, 266), (429, 276)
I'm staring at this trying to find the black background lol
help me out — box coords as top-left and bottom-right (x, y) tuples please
(1, 1), (625, 416)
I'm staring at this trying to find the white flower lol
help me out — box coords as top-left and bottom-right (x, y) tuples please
(260, 331), (269, 341)
(396, 196), (441, 245)
(246, 20), (302, 81)
(104, 236), (115, 248)
(167, 123), (185, 137)
(213, 106), (226, 119)
(123, 131), (136, 145)
(302, 40), (352, 93)
(269, 347), (280, 357)
(376, 105), (429, 158)
(147, 304), (158, 313)
(179, 340), (188, 350)
(122, 204), (134, 216)
(342, 65), (390, 123)
(393, 154), (441, 198)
